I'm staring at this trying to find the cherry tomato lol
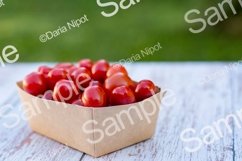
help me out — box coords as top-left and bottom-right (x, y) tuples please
(106, 64), (128, 77)
(48, 68), (67, 90)
(68, 66), (78, 75)
(110, 86), (136, 105)
(104, 73), (135, 91)
(38, 66), (52, 78)
(53, 80), (79, 103)
(78, 59), (93, 70)
(91, 59), (110, 82)
(70, 67), (92, 90)
(23, 72), (47, 96)
(70, 67), (91, 80)
(42, 90), (53, 100)
(72, 95), (84, 106)
(135, 80), (156, 101)
(89, 80), (103, 87)
(55, 63), (74, 69)
(82, 86), (107, 107)
(133, 81), (138, 89)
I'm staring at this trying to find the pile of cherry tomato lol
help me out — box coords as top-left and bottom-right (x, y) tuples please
(22, 59), (158, 107)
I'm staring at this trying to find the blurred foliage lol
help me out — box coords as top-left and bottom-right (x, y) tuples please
(0, 0), (241, 62)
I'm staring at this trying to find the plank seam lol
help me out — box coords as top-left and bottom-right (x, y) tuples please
(79, 154), (85, 161)
(230, 69), (236, 161)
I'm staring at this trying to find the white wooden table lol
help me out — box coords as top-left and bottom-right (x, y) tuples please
(0, 62), (241, 161)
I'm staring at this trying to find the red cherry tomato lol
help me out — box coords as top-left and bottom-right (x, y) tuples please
(72, 96), (84, 106)
(91, 60), (110, 82)
(70, 67), (91, 80)
(106, 64), (128, 77)
(42, 90), (53, 100)
(110, 86), (136, 105)
(48, 68), (67, 90)
(70, 67), (92, 90)
(55, 63), (74, 69)
(89, 80), (103, 87)
(75, 73), (91, 91)
(135, 80), (156, 101)
(68, 66), (78, 75)
(38, 66), (52, 78)
(23, 72), (47, 96)
(82, 86), (107, 107)
(104, 73), (135, 91)
(53, 80), (79, 103)
(78, 59), (93, 70)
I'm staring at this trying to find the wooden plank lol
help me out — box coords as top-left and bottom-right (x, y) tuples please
(81, 63), (234, 161)
(233, 64), (242, 161)
(0, 64), (39, 106)
(0, 64), (83, 161)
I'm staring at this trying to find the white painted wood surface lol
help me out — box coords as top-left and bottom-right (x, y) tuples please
(0, 63), (240, 161)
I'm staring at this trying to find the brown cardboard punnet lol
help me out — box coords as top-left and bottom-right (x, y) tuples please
(16, 81), (162, 157)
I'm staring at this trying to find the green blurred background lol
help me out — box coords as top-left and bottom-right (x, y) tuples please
(0, 0), (241, 62)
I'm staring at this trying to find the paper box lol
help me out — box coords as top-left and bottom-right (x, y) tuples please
(16, 82), (162, 157)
